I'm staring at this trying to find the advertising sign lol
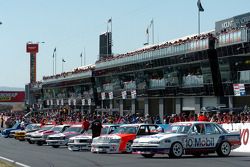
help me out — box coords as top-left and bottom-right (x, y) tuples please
(233, 84), (246, 96)
(131, 90), (137, 99)
(0, 91), (25, 102)
(26, 43), (39, 53)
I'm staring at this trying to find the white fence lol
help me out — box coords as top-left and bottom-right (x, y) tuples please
(222, 123), (250, 153)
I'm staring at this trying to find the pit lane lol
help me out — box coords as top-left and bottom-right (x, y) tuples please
(0, 137), (249, 167)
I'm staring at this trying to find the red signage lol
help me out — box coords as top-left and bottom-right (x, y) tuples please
(26, 43), (39, 53)
(0, 91), (25, 102)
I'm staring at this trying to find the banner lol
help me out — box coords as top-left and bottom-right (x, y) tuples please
(88, 99), (91, 105)
(122, 91), (127, 99)
(68, 99), (71, 105)
(50, 99), (53, 105)
(109, 92), (113, 100)
(233, 84), (246, 96)
(82, 99), (85, 105)
(131, 90), (137, 99)
(222, 123), (250, 153)
(61, 99), (64, 106)
(56, 99), (59, 106)
(101, 92), (106, 100)
(0, 91), (25, 102)
(73, 99), (76, 106)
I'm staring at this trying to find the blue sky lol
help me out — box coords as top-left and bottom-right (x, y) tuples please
(0, 0), (249, 88)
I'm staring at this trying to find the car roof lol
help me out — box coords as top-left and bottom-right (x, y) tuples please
(120, 124), (157, 127)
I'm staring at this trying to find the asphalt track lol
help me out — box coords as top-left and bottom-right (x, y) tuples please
(0, 137), (250, 167)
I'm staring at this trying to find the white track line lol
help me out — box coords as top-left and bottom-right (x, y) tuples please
(0, 156), (31, 167)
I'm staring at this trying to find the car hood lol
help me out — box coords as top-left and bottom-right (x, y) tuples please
(136, 133), (187, 142)
(70, 134), (92, 140)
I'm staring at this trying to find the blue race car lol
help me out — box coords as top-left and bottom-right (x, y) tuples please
(1, 122), (21, 138)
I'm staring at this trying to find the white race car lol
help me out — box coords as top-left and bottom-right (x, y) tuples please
(132, 122), (241, 158)
(46, 124), (84, 148)
(68, 124), (119, 151)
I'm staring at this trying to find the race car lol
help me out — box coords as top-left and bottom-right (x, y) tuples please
(14, 123), (41, 141)
(25, 125), (54, 144)
(46, 124), (84, 148)
(91, 124), (160, 153)
(68, 124), (119, 151)
(1, 122), (21, 138)
(132, 121), (241, 158)
(30, 124), (70, 146)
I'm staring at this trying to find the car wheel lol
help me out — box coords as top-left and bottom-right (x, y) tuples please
(216, 141), (231, 157)
(37, 141), (43, 146)
(141, 154), (155, 158)
(52, 145), (60, 148)
(169, 142), (183, 158)
(125, 141), (133, 153)
(28, 140), (34, 144)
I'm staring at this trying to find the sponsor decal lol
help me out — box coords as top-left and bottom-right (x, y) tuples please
(186, 137), (215, 147)
(240, 128), (249, 145)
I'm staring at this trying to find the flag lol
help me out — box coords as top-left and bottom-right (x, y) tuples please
(52, 52), (54, 58)
(54, 47), (56, 53)
(197, 0), (204, 12)
(80, 52), (82, 58)
(108, 18), (112, 23)
(146, 28), (149, 34)
(62, 59), (66, 62)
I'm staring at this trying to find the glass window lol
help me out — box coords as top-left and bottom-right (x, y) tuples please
(205, 124), (220, 134)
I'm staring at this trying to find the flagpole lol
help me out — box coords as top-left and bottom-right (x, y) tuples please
(107, 20), (109, 56)
(55, 48), (57, 74)
(80, 53), (82, 66)
(111, 17), (112, 55)
(62, 58), (64, 73)
(198, 9), (200, 35)
(53, 53), (54, 75)
(152, 19), (154, 44)
(84, 47), (86, 66)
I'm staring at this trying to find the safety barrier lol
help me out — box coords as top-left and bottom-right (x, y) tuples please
(221, 123), (250, 153)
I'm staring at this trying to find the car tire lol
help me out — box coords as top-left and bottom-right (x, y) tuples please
(28, 140), (34, 144)
(37, 141), (43, 146)
(216, 141), (231, 157)
(52, 145), (60, 148)
(169, 142), (183, 158)
(125, 141), (133, 153)
(141, 154), (155, 158)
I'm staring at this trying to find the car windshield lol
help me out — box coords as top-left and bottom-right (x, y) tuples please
(165, 124), (192, 134)
(64, 127), (82, 133)
(25, 124), (34, 130)
(111, 126), (137, 134)
(41, 126), (53, 131)
(84, 129), (92, 135)
(12, 122), (19, 129)
(100, 127), (109, 135)
(51, 126), (63, 132)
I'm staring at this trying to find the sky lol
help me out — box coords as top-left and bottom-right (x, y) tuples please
(0, 0), (249, 88)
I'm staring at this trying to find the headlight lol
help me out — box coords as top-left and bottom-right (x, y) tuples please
(148, 140), (161, 144)
(109, 139), (120, 143)
(68, 139), (74, 143)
